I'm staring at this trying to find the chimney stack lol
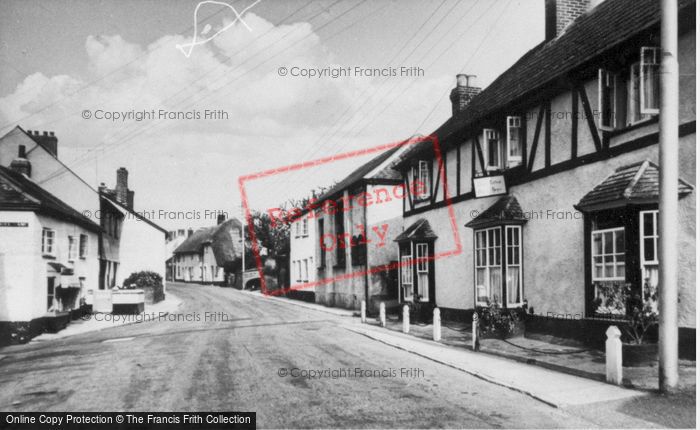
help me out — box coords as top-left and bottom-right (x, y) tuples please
(187, 228), (194, 237)
(28, 130), (58, 157)
(545, 0), (590, 40)
(449, 74), (480, 117)
(115, 167), (129, 206)
(10, 145), (31, 177)
(217, 213), (227, 225)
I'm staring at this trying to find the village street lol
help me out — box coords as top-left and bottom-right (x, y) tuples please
(0, 283), (686, 428)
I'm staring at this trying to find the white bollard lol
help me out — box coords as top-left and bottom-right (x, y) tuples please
(379, 302), (386, 327)
(606, 325), (623, 385)
(360, 300), (366, 324)
(472, 312), (479, 351)
(433, 307), (441, 341)
(402, 305), (410, 333)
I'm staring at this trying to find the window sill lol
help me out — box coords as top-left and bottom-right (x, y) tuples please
(607, 116), (659, 138)
(43, 254), (56, 260)
(412, 197), (430, 204)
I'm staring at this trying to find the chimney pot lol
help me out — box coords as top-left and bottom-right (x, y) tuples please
(450, 74), (480, 117)
(10, 145), (31, 177)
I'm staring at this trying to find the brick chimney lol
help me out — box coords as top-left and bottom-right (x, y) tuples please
(10, 145), (31, 177)
(115, 167), (129, 207)
(545, 0), (590, 40)
(28, 130), (58, 158)
(449, 74), (480, 117)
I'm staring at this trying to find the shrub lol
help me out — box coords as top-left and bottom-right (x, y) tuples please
(122, 271), (164, 304)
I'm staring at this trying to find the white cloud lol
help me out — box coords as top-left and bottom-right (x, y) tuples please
(0, 12), (451, 228)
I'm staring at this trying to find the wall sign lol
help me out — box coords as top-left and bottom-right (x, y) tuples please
(0, 222), (29, 227)
(473, 175), (507, 198)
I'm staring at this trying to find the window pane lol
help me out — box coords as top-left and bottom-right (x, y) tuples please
(593, 234), (602, 256)
(489, 268), (502, 303)
(604, 232), (613, 253)
(643, 212), (654, 236)
(616, 263), (625, 278)
(615, 230), (625, 253)
(644, 238), (655, 261)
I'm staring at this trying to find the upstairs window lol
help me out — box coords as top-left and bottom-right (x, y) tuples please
(42, 228), (55, 256)
(412, 160), (431, 202)
(598, 46), (660, 131)
(302, 218), (308, 237)
(506, 116), (523, 168)
(483, 129), (502, 171)
(598, 69), (619, 131)
(79, 234), (88, 259)
(295, 221), (300, 238)
(334, 199), (345, 267)
(68, 236), (77, 261)
(640, 47), (660, 114)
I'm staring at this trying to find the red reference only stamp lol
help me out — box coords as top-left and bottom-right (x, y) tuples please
(237, 134), (461, 296)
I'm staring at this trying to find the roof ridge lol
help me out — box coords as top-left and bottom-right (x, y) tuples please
(623, 159), (650, 199)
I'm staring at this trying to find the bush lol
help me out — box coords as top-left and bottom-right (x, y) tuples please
(122, 271), (164, 304)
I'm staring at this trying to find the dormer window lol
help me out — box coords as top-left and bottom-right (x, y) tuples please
(506, 116), (523, 168)
(483, 129), (502, 171)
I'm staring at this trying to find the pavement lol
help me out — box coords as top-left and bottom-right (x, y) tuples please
(0, 283), (693, 428)
(30, 292), (183, 342)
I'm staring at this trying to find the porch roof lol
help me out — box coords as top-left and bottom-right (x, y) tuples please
(394, 218), (437, 243)
(574, 160), (693, 212)
(465, 195), (528, 229)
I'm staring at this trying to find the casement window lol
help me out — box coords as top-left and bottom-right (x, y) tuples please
(302, 218), (308, 237)
(400, 252), (413, 302)
(415, 243), (429, 302)
(79, 234), (88, 259)
(411, 160), (431, 201)
(640, 47), (660, 114)
(598, 69), (619, 131)
(483, 129), (502, 171)
(42, 228), (55, 256)
(295, 221), (300, 238)
(303, 259), (309, 282)
(640, 210), (659, 304)
(475, 227), (502, 305)
(591, 227), (625, 282)
(68, 236), (77, 261)
(599, 46), (660, 130)
(506, 116), (523, 168)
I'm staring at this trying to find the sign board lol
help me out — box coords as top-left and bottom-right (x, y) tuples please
(0, 222), (28, 227)
(473, 175), (507, 198)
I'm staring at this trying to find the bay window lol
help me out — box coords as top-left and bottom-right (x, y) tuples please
(400, 250), (413, 302)
(475, 226), (523, 307)
(416, 243), (429, 302)
(640, 210), (659, 307)
(398, 239), (434, 304)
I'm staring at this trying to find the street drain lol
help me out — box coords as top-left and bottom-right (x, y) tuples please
(102, 337), (135, 343)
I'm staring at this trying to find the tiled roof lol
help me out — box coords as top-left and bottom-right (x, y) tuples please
(394, 218), (438, 242)
(465, 195), (528, 228)
(575, 160), (693, 211)
(316, 144), (405, 202)
(102, 195), (167, 234)
(0, 166), (101, 232)
(396, 0), (695, 166)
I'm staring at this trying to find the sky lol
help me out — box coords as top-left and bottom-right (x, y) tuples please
(0, 0), (544, 230)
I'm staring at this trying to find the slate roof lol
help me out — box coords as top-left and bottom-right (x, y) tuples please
(394, 218), (438, 242)
(102, 195), (167, 234)
(465, 195), (528, 228)
(0, 166), (101, 232)
(395, 0), (695, 167)
(575, 160), (693, 211)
